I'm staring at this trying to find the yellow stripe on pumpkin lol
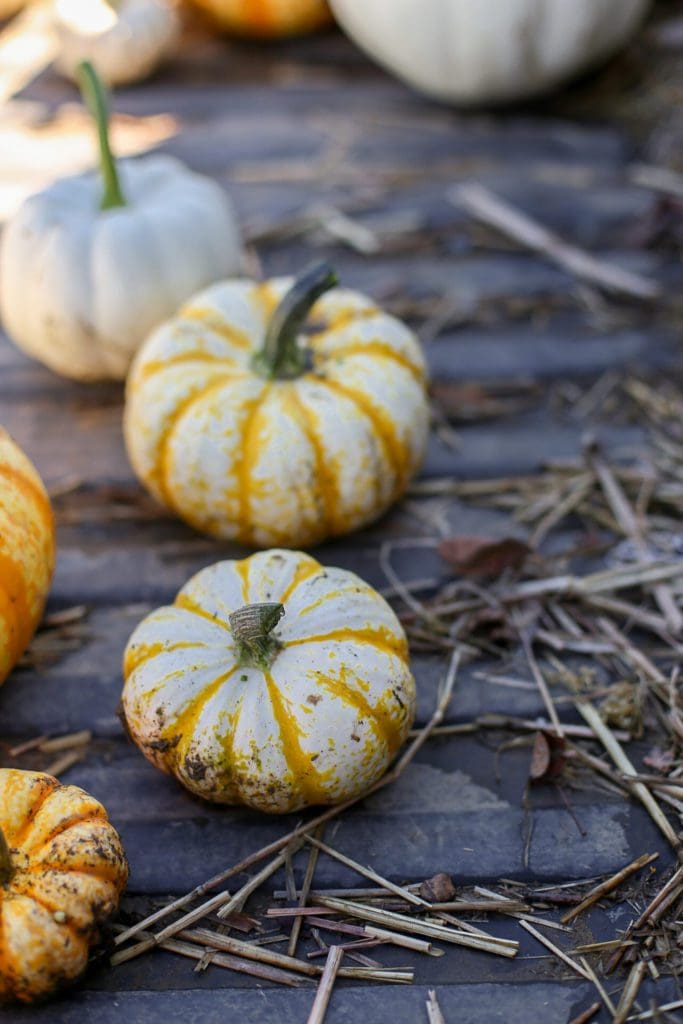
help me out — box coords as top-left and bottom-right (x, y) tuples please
(314, 377), (409, 493)
(265, 672), (330, 805)
(285, 624), (409, 661)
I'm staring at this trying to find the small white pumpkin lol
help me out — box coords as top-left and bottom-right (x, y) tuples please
(329, 0), (650, 105)
(124, 263), (430, 548)
(122, 549), (416, 812)
(52, 0), (180, 87)
(0, 62), (243, 381)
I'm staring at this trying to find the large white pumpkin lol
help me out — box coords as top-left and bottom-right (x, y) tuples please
(330, 0), (650, 105)
(122, 549), (416, 813)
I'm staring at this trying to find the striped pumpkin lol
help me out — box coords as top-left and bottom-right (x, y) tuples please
(0, 769), (128, 1004)
(124, 265), (430, 548)
(122, 549), (416, 812)
(188, 0), (332, 37)
(0, 431), (55, 685)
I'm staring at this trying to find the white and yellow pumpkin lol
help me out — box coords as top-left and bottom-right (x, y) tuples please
(0, 769), (128, 1004)
(122, 549), (416, 813)
(124, 264), (430, 548)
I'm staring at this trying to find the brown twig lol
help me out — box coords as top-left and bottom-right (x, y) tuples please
(307, 946), (344, 1024)
(288, 825), (324, 958)
(561, 852), (659, 924)
(584, 440), (682, 634)
(567, 1003), (601, 1024)
(303, 833), (429, 909)
(613, 960), (647, 1024)
(313, 896), (518, 958)
(576, 702), (681, 854)
(39, 730), (92, 753)
(453, 182), (660, 300)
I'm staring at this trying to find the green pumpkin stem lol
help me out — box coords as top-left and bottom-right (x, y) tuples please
(0, 826), (13, 886)
(253, 262), (338, 380)
(78, 60), (127, 211)
(229, 602), (285, 671)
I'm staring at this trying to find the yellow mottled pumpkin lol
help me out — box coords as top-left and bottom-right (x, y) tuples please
(0, 769), (128, 1004)
(124, 264), (430, 548)
(188, 0), (332, 37)
(122, 549), (416, 813)
(0, 431), (55, 684)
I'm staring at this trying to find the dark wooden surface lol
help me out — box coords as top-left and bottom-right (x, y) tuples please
(2, 9), (683, 1022)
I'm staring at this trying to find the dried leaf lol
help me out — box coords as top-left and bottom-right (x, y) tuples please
(529, 731), (567, 783)
(439, 536), (531, 579)
(419, 872), (456, 902)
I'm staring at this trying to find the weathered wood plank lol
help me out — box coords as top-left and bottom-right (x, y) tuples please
(1, 979), (679, 1023)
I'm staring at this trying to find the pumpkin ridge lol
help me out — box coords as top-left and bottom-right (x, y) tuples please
(177, 308), (252, 350)
(311, 667), (401, 752)
(151, 374), (241, 506)
(254, 281), (282, 323)
(166, 665), (241, 768)
(316, 340), (424, 382)
(6, 778), (60, 848)
(278, 558), (322, 604)
(24, 862), (125, 886)
(293, 585), (368, 619)
(285, 625), (408, 661)
(0, 463), (53, 533)
(282, 388), (338, 534)
(123, 639), (215, 676)
(234, 559), (251, 604)
(264, 671), (328, 805)
(313, 376), (407, 495)
(234, 387), (271, 545)
(0, 556), (28, 669)
(174, 593), (233, 633)
(0, 902), (17, 1002)
(19, 809), (108, 856)
(312, 306), (380, 334)
(137, 354), (247, 384)
(3, 885), (85, 946)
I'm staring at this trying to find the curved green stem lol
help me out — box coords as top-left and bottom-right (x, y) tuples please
(0, 826), (13, 887)
(78, 60), (126, 211)
(229, 603), (285, 672)
(253, 262), (338, 380)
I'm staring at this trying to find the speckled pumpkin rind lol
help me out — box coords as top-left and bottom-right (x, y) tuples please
(189, 0), (332, 38)
(124, 278), (430, 548)
(122, 549), (417, 813)
(0, 431), (55, 685)
(0, 769), (128, 1004)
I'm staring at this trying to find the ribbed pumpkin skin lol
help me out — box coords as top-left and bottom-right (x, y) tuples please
(0, 770), (128, 1004)
(124, 278), (429, 548)
(189, 0), (331, 37)
(122, 550), (416, 813)
(0, 431), (55, 685)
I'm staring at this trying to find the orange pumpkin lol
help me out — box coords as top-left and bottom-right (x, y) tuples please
(188, 0), (332, 37)
(0, 769), (128, 1003)
(0, 430), (55, 685)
